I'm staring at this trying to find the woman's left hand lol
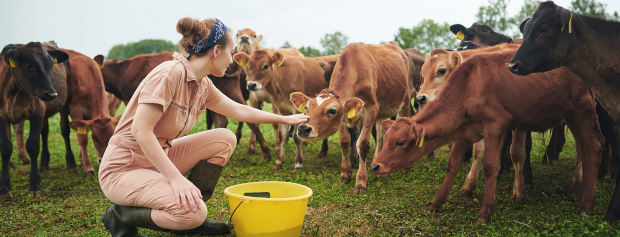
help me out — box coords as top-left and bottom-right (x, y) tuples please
(282, 114), (309, 125)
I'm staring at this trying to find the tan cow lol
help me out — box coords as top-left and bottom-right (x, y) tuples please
(290, 42), (412, 193)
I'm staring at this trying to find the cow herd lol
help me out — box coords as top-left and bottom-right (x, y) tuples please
(2, 1), (620, 226)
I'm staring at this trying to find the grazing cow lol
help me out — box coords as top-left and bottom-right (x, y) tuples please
(234, 49), (338, 170)
(1, 42), (69, 198)
(450, 23), (514, 47)
(508, 1), (620, 223)
(95, 52), (273, 160)
(371, 49), (603, 223)
(290, 42), (412, 193)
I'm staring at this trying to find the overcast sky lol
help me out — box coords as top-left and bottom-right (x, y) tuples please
(2, 0), (619, 58)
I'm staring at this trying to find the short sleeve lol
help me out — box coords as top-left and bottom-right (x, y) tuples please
(138, 62), (181, 112)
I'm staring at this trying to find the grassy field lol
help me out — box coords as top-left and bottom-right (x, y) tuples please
(2, 103), (620, 236)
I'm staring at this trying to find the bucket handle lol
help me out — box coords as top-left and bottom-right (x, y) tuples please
(229, 200), (244, 228)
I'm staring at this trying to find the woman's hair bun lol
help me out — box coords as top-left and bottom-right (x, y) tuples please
(177, 17), (206, 37)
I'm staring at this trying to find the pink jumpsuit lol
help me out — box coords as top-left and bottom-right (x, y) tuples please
(99, 52), (236, 230)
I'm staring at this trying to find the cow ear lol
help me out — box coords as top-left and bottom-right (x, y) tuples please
(343, 97), (364, 119)
(47, 50), (69, 64)
(290, 92), (311, 109)
(256, 35), (263, 44)
(233, 52), (250, 68)
(318, 60), (328, 71)
(450, 24), (467, 35)
(381, 119), (395, 132)
(519, 18), (530, 34)
(450, 52), (463, 68)
(94, 55), (105, 68)
(111, 115), (121, 126)
(69, 119), (93, 134)
(272, 52), (285, 67)
(4, 49), (20, 68)
(424, 53), (430, 61)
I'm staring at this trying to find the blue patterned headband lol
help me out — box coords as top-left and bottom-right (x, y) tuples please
(186, 18), (228, 60)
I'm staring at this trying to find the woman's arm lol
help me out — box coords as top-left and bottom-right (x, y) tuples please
(209, 93), (308, 125)
(132, 103), (202, 213)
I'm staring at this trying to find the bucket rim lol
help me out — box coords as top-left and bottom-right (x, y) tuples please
(224, 181), (313, 202)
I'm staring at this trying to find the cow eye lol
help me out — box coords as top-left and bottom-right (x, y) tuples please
(326, 109), (337, 115)
(540, 26), (550, 34)
(26, 63), (33, 69)
(263, 65), (269, 70)
(395, 140), (405, 147)
(482, 28), (489, 32)
(236, 33), (239, 37)
(437, 69), (446, 76)
(253, 35), (257, 38)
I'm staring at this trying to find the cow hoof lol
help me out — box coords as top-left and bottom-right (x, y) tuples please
(247, 147), (256, 155)
(84, 171), (96, 178)
(421, 202), (441, 212)
(67, 167), (78, 174)
(456, 189), (474, 197)
(263, 157), (271, 163)
(507, 195), (524, 206)
(0, 194), (8, 201)
(340, 176), (351, 184)
(474, 215), (491, 224)
(29, 191), (42, 197)
(39, 166), (50, 171)
(19, 155), (31, 165)
(353, 186), (367, 194)
(271, 164), (282, 170)
(8, 161), (15, 169)
(316, 152), (327, 159)
(294, 164), (303, 170)
(302, 141), (309, 146)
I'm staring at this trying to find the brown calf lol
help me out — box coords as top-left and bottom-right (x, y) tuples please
(290, 42), (412, 193)
(234, 49), (337, 170)
(371, 49), (603, 223)
(1, 42), (69, 198)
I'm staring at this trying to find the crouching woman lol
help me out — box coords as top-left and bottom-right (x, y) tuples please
(98, 17), (308, 236)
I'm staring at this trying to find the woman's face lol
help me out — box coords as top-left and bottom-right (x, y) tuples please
(212, 33), (236, 77)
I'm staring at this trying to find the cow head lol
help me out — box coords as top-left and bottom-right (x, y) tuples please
(69, 116), (120, 163)
(371, 118), (430, 176)
(235, 28), (262, 55)
(457, 41), (484, 51)
(509, 2), (573, 76)
(318, 60), (337, 85)
(233, 49), (282, 91)
(417, 49), (462, 107)
(450, 23), (514, 47)
(290, 89), (364, 142)
(2, 42), (69, 101)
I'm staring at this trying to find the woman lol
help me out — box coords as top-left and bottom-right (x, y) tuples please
(99, 17), (308, 236)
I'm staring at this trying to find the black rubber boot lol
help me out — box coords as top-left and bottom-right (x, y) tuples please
(101, 205), (147, 237)
(187, 161), (225, 202)
(170, 219), (231, 236)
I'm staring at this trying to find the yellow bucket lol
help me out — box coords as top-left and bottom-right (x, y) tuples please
(224, 181), (312, 237)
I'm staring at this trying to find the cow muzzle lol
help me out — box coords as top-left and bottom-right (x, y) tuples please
(40, 91), (58, 101)
(416, 95), (428, 105)
(247, 81), (262, 91)
(297, 124), (314, 137)
(240, 36), (250, 44)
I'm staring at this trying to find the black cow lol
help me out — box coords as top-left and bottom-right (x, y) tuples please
(450, 23), (514, 47)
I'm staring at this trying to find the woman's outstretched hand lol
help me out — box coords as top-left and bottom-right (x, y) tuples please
(170, 176), (203, 212)
(282, 114), (309, 125)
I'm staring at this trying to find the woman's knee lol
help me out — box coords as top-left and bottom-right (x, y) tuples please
(216, 128), (237, 149)
(174, 202), (208, 230)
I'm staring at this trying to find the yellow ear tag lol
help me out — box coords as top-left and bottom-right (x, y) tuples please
(274, 59), (282, 67)
(347, 108), (356, 119)
(8, 55), (16, 68)
(99, 64), (104, 69)
(419, 129), (425, 147)
(298, 103), (308, 114)
(77, 127), (88, 135)
(562, 14), (573, 33)
(52, 57), (58, 66)
(456, 31), (464, 41)
(411, 97), (417, 113)
(239, 60), (248, 68)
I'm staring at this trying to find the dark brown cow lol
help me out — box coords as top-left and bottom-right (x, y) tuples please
(371, 49), (603, 223)
(1, 42), (69, 198)
(450, 23), (514, 47)
(234, 49), (338, 170)
(106, 92), (122, 117)
(508, 1), (620, 223)
(290, 42), (413, 193)
(95, 52), (273, 160)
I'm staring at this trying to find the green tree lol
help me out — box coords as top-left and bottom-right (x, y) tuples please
(299, 46), (322, 57)
(107, 39), (178, 60)
(509, 0), (542, 38)
(476, 0), (511, 33)
(320, 32), (349, 55)
(281, 41), (292, 48)
(394, 19), (458, 53)
(570, 0), (619, 20)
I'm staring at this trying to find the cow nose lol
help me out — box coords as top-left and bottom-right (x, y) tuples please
(509, 38), (514, 43)
(247, 82), (257, 91)
(371, 165), (380, 174)
(298, 124), (312, 136)
(416, 95), (427, 105)
(43, 92), (57, 101)
(240, 36), (249, 42)
(508, 61), (520, 74)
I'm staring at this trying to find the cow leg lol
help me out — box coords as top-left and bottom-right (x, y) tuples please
(293, 125), (304, 170)
(542, 123), (565, 165)
(26, 114), (43, 196)
(422, 140), (469, 212)
(508, 131), (527, 206)
(234, 122), (243, 145)
(426, 150), (436, 161)
(39, 118), (51, 171)
(603, 137), (620, 223)
(0, 121), (13, 200)
(339, 124), (353, 184)
(60, 109), (77, 173)
(457, 140), (485, 197)
(12, 122), (30, 165)
(524, 132), (533, 185)
(212, 111), (229, 129)
(247, 92), (262, 154)
(498, 131), (512, 179)
(474, 127), (506, 223)
(352, 115), (378, 194)
(349, 125), (360, 168)
(245, 122), (271, 162)
(206, 110), (214, 130)
(462, 145), (474, 163)
(566, 113), (602, 216)
(272, 123), (289, 170)
(76, 130), (95, 177)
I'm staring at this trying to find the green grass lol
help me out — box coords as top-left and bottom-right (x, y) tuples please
(1, 103), (620, 236)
